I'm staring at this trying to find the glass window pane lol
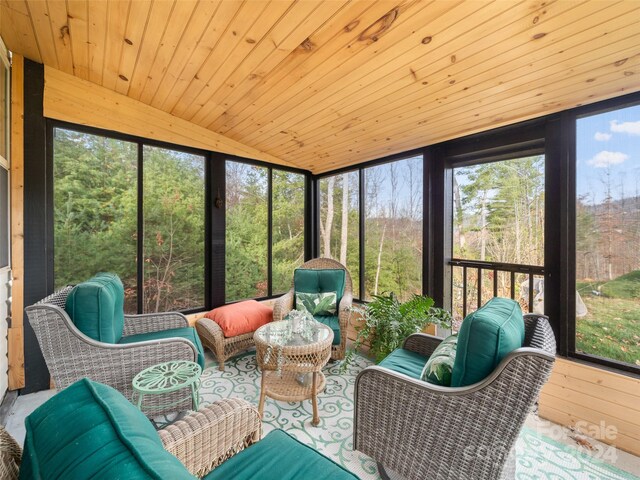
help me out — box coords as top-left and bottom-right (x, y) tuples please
(272, 171), (305, 294)
(319, 171), (360, 298)
(451, 155), (545, 323)
(226, 161), (268, 301)
(53, 128), (138, 313)
(453, 156), (545, 265)
(143, 146), (205, 312)
(576, 104), (640, 366)
(364, 156), (423, 301)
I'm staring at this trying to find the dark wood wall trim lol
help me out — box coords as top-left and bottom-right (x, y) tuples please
(22, 59), (50, 393)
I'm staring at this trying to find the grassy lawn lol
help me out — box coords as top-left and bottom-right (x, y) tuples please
(576, 274), (640, 366)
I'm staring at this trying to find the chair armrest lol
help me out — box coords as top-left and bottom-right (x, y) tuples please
(159, 398), (261, 478)
(123, 311), (189, 336)
(339, 291), (353, 314)
(273, 290), (294, 321)
(354, 349), (555, 479)
(402, 333), (442, 357)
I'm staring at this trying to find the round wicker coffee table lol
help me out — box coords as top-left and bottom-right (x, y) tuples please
(254, 319), (333, 426)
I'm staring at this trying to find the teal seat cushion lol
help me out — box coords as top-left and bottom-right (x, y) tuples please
(378, 348), (427, 380)
(65, 272), (125, 343)
(451, 297), (525, 387)
(294, 269), (345, 311)
(315, 315), (341, 346)
(20, 378), (193, 480)
(204, 429), (359, 480)
(421, 335), (458, 386)
(120, 327), (205, 369)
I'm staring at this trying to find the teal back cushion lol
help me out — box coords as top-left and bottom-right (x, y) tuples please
(294, 269), (345, 312)
(20, 378), (193, 480)
(65, 272), (125, 343)
(451, 297), (524, 387)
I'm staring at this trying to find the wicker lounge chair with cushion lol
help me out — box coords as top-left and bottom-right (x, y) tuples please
(2, 378), (359, 480)
(354, 298), (556, 480)
(273, 258), (353, 360)
(24, 273), (205, 415)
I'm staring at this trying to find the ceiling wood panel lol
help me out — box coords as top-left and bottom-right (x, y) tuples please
(284, 2), (638, 161)
(2, 0), (640, 173)
(289, 7), (640, 164)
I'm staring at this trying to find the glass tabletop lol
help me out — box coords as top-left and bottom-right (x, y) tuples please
(255, 315), (332, 347)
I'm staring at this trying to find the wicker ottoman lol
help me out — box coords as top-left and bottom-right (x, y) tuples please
(196, 301), (273, 371)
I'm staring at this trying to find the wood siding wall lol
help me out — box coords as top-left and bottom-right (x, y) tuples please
(42, 67), (292, 167)
(538, 358), (640, 456)
(8, 54), (24, 390)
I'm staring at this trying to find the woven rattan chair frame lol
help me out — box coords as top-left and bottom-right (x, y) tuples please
(0, 426), (21, 480)
(0, 398), (260, 479)
(24, 288), (201, 416)
(273, 258), (353, 360)
(354, 314), (556, 480)
(196, 319), (257, 372)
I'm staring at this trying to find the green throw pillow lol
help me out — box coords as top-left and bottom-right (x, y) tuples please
(295, 291), (337, 316)
(421, 335), (458, 386)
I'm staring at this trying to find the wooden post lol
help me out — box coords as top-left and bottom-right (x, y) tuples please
(8, 54), (24, 390)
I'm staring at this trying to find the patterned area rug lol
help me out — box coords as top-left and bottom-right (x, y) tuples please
(199, 352), (638, 480)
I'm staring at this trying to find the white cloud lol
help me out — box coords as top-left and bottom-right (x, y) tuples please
(587, 151), (629, 168)
(610, 120), (640, 136)
(594, 131), (611, 141)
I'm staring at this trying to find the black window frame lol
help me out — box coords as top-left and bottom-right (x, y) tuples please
(224, 158), (310, 302)
(314, 149), (426, 302)
(439, 121), (547, 323)
(314, 91), (640, 378)
(563, 94), (640, 376)
(48, 120), (312, 314)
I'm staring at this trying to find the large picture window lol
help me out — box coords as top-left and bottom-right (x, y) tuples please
(225, 162), (268, 302)
(450, 155), (545, 326)
(364, 157), (423, 301)
(272, 171), (305, 294)
(53, 128), (138, 312)
(142, 146), (205, 312)
(319, 171), (360, 298)
(576, 104), (640, 367)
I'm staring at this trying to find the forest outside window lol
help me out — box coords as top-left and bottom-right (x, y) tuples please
(142, 146), (205, 313)
(53, 128), (139, 313)
(451, 155), (545, 326)
(364, 156), (423, 301)
(272, 171), (305, 294)
(319, 171), (360, 298)
(575, 104), (640, 367)
(225, 162), (268, 302)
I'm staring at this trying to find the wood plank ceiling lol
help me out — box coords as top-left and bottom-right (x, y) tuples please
(1, 0), (640, 173)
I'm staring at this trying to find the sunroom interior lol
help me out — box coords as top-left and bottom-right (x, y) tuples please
(0, 1), (639, 479)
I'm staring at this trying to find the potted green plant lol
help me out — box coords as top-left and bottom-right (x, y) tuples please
(342, 293), (452, 369)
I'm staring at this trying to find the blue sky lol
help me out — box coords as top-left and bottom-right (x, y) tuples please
(577, 104), (640, 204)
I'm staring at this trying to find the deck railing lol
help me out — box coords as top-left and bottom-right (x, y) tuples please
(449, 258), (545, 319)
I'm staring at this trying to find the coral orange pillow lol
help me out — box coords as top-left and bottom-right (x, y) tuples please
(204, 300), (273, 337)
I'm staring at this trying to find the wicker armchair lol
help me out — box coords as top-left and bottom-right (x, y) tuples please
(24, 286), (200, 415)
(354, 314), (556, 480)
(273, 258), (353, 360)
(0, 398), (260, 480)
(0, 426), (21, 480)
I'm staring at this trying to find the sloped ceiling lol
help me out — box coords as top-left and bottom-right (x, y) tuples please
(2, 0), (640, 173)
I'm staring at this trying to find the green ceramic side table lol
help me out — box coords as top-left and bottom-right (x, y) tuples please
(132, 360), (202, 412)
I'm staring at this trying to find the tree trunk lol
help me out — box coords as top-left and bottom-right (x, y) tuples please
(480, 190), (487, 261)
(323, 177), (335, 258)
(340, 173), (349, 266)
(453, 174), (465, 250)
(374, 224), (387, 296)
